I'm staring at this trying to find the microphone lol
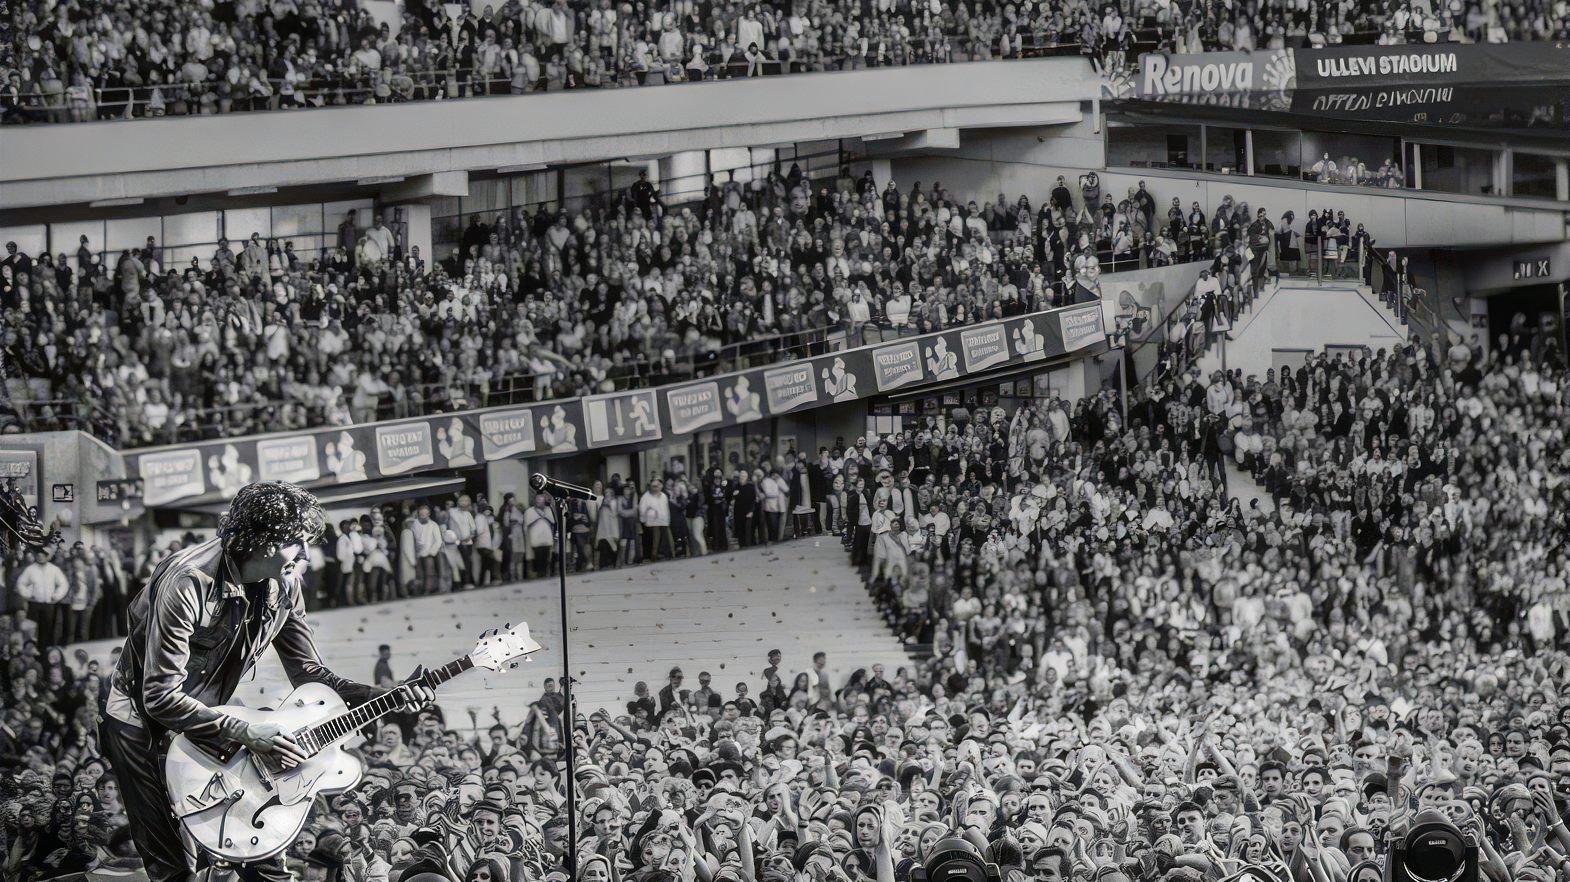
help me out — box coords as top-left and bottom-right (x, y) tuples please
(529, 473), (600, 502)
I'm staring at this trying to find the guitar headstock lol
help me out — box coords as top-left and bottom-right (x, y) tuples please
(469, 621), (544, 673)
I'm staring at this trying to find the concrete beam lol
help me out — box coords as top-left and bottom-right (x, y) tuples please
(867, 128), (963, 153)
(0, 59), (1098, 209)
(379, 171), (470, 203)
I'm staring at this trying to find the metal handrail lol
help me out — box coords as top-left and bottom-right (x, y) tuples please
(50, 324), (836, 445)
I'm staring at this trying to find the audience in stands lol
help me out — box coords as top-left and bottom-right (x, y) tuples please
(3, 235), (1565, 882)
(4, 172), (1225, 445)
(3, 0), (1564, 124)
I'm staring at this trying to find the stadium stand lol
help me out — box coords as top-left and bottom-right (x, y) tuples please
(2, 0), (1564, 123)
(3, 173), (1244, 444)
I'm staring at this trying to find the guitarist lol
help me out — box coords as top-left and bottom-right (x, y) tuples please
(98, 480), (436, 882)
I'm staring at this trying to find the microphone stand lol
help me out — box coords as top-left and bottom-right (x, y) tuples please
(552, 493), (578, 878)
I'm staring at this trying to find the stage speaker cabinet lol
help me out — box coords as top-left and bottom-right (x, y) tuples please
(1388, 817), (1478, 882)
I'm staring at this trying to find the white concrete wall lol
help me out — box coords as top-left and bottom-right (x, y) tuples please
(1, 58), (1096, 209)
(1197, 284), (1409, 378)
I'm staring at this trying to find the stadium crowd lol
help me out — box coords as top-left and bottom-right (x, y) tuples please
(4, 170), (1262, 446)
(3, 0), (1566, 124)
(3, 219), (1567, 880)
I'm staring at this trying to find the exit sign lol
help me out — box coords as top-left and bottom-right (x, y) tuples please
(1514, 257), (1550, 280)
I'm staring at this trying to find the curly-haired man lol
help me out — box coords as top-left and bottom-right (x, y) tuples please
(99, 481), (434, 881)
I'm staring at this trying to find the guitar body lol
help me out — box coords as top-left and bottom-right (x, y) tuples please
(164, 682), (365, 864)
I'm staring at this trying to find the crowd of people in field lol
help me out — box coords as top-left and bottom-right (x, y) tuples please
(5, 0), (1565, 124)
(4, 170), (1247, 446)
(4, 251), (1567, 881)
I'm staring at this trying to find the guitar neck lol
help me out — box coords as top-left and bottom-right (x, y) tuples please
(305, 655), (474, 749)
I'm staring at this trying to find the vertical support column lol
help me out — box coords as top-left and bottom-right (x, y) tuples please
(396, 203), (432, 269)
(1245, 129), (1256, 177)
(1556, 158), (1569, 202)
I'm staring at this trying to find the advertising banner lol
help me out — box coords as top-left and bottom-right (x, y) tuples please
(256, 436), (320, 484)
(374, 423), (435, 476)
(1112, 46), (1568, 124)
(666, 382), (725, 435)
(870, 340), (925, 392)
(1059, 304), (1108, 352)
(478, 408), (538, 460)
(764, 363), (819, 414)
(1125, 49), (1296, 100)
(123, 303), (1107, 504)
(0, 447), (40, 509)
(959, 324), (1011, 373)
(1293, 44), (1570, 90)
(1289, 83), (1566, 129)
(138, 448), (206, 506)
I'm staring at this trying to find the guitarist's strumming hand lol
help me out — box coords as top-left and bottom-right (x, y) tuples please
(242, 722), (309, 769)
(388, 664), (438, 713)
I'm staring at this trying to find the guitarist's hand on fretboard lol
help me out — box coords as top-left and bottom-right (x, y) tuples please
(384, 664), (438, 713)
(241, 721), (309, 769)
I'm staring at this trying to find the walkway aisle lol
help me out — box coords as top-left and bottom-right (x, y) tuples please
(76, 539), (911, 726)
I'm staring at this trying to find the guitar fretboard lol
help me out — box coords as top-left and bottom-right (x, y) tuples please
(303, 656), (474, 750)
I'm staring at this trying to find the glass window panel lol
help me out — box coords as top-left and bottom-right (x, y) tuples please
(710, 147), (755, 182)
(561, 166), (608, 211)
(1203, 126), (1247, 175)
(269, 204), (324, 262)
(1299, 132), (1404, 187)
(1106, 120), (1201, 170)
(1418, 143), (1497, 196)
(528, 170), (559, 209)
(323, 200), (374, 234)
(223, 207), (272, 244)
(105, 217), (163, 255)
(1252, 129), (1302, 178)
(467, 178), (510, 215)
(162, 211), (221, 257)
(1512, 153), (1559, 199)
(49, 220), (104, 275)
(432, 196), (463, 222)
(0, 225), (49, 261)
(432, 212), (464, 259)
(660, 151), (708, 204)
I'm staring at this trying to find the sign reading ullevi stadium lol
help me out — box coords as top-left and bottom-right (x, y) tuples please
(1119, 43), (1566, 101)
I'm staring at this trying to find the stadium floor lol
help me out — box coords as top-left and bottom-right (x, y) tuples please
(74, 537), (913, 728)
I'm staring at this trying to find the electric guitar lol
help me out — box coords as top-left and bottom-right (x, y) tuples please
(164, 622), (542, 864)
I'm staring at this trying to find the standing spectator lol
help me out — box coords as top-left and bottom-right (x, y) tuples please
(16, 549), (69, 646)
(638, 477), (674, 561)
(409, 503), (445, 595)
(336, 211), (360, 260)
(448, 494), (478, 587)
(760, 467), (789, 543)
(358, 216), (397, 268)
(524, 492), (558, 578)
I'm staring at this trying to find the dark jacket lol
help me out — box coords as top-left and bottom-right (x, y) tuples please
(106, 538), (376, 745)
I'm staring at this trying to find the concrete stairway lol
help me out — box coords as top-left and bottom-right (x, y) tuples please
(1195, 279), (1408, 379)
(76, 538), (912, 728)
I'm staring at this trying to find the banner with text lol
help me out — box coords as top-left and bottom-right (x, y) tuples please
(123, 305), (1105, 506)
(1293, 44), (1569, 90)
(1116, 45), (1567, 103)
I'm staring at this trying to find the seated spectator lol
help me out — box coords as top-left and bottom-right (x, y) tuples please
(5, 174), (1209, 444)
